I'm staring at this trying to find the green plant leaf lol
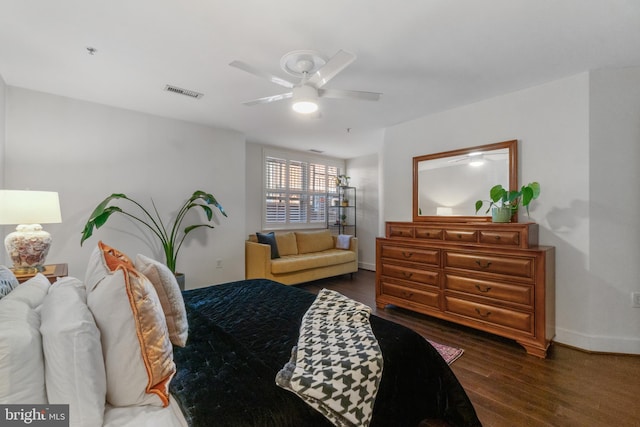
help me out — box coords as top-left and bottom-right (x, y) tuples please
(489, 185), (506, 203)
(184, 224), (215, 234)
(475, 200), (483, 214)
(528, 182), (541, 199)
(521, 186), (534, 206)
(80, 190), (227, 272)
(87, 193), (126, 221)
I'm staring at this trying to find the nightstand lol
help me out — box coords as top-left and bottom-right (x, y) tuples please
(14, 263), (68, 284)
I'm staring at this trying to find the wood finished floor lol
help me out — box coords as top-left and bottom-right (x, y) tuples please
(297, 270), (640, 427)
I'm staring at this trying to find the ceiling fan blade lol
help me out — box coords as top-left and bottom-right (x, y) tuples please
(242, 92), (293, 106)
(307, 50), (356, 88)
(319, 88), (382, 101)
(229, 60), (296, 89)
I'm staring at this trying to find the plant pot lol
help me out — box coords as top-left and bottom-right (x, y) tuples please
(491, 207), (512, 223)
(175, 273), (185, 291)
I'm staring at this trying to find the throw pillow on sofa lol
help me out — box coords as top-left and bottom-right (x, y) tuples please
(256, 232), (280, 259)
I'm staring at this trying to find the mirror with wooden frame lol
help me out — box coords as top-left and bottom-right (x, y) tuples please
(412, 140), (518, 222)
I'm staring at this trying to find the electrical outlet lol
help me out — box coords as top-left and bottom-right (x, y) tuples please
(632, 292), (640, 308)
(216, 258), (223, 269)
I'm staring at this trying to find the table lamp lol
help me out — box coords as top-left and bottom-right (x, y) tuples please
(0, 190), (62, 273)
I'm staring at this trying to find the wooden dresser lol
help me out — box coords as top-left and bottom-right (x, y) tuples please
(376, 221), (555, 358)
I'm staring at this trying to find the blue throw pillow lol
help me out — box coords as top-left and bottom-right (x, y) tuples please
(256, 232), (280, 259)
(0, 265), (19, 300)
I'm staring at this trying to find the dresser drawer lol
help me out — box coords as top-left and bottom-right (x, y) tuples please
(444, 274), (533, 306)
(415, 227), (443, 240)
(381, 263), (439, 286)
(444, 296), (533, 334)
(444, 229), (478, 242)
(479, 230), (520, 246)
(444, 251), (534, 280)
(380, 245), (440, 266)
(388, 225), (414, 238)
(381, 281), (440, 308)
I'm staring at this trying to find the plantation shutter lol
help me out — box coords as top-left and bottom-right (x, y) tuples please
(263, 150), (342, 229)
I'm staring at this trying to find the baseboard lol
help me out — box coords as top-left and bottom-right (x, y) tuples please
(555, 327), (640, 355)
(358, 262), (375, 271)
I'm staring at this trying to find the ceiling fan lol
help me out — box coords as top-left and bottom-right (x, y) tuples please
(229, 49), (382, 114)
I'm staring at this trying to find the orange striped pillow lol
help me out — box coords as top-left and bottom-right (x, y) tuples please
(85, 242), (175, 407)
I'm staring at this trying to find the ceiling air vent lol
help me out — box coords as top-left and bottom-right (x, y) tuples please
(309, 149), (324, 154)
(164, 84), (204, 99)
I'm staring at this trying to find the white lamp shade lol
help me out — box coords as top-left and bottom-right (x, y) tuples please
(0, 190), (62, 225)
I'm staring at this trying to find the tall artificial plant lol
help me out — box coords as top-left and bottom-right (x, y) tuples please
(81, 190), (227, 273)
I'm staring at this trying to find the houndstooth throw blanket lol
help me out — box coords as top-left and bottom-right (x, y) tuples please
(275, 288), (383, 427)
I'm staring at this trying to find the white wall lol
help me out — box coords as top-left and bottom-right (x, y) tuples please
(0, 75), (5, 185)
(382, 70), (640, 354)
(346, 153), (379, 270)
(244, 142), (264, 235)
(587, 68), (640, 350)
(4, 87), (246, 289)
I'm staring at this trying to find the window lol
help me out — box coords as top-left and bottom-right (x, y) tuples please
(263, 149), (344, 229)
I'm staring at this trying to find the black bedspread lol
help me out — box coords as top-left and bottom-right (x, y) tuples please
(170, 279), (481, 427)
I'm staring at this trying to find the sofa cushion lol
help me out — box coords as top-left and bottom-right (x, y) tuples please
(271, 249), (356, 274)
(295, 230), (334, 254)
(40, 277), (106, 427)
(276, 232), (298, 256)
(256, 232), (280, 259)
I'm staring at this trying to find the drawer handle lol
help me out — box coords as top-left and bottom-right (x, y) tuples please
(475, 308), (492, 318)
(494, 235), (501, 240)
(402, 251), (413, 258)
(402, 291), (414, 298)
(402, 272), (413, 279)
(475, 284), (492, 293)
(475, 260), (492, 269)
(457, 233), (463, 239)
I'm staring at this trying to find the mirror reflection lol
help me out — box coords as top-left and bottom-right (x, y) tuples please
(413, 140), (517, 221)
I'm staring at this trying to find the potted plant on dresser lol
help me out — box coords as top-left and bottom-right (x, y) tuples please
(475, 182), (540, 222)
(80, 190), (227, 289)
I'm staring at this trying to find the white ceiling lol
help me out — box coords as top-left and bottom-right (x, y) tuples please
(1, 0), (639, 159)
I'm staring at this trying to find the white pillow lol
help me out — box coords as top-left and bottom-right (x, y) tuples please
(3, 273), (50, 307)
(134, 254), (188, 347)
(0, 298), (46, 404)
(40, 277), (106, 427)
(0, 273), (50, 404)
(86, 242), (175, 407)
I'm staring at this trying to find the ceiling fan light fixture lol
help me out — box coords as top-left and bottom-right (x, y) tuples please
(291, 85), (319, 114)
(469, 153), (485, 167)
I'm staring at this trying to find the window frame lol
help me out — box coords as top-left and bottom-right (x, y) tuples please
(262, 148), (345, 231)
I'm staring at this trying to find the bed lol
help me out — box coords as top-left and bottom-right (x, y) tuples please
(169, 278), (481, 427)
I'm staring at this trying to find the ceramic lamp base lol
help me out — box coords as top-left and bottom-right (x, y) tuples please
(4, 224), (52, 272)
